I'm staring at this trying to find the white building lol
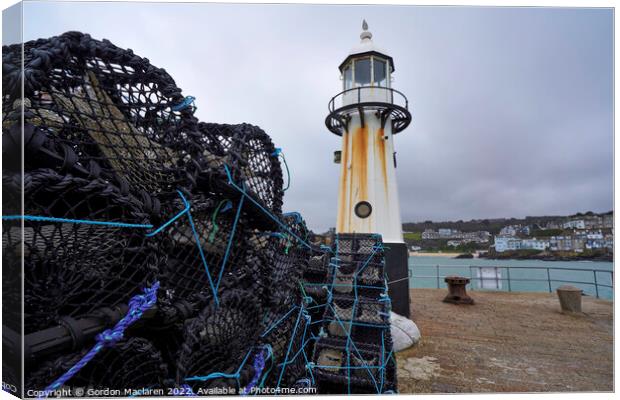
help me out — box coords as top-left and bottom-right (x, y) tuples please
(499, 225), (520, 236)
(494, 236), (522, 252)
(549, 236), (574, 251)
(438, 228), (455, 237)
(422, 229), (439, 240)
(563, 219), (585, 230)
(520, 238), (549, 251)
(495, 236), (548, 252)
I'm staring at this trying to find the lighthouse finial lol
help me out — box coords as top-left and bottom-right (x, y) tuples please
(360, 19), (372, 40)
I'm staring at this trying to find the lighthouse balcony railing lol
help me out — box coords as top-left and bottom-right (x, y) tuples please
(328, 86), (409, 113)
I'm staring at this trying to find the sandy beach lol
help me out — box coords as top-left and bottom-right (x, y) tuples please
(409, 252), (463, 258)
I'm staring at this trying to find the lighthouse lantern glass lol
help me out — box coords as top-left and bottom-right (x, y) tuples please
(374, 57), (388, 87)
(343, 64), (352, 90)
(354, 57), (371, 86)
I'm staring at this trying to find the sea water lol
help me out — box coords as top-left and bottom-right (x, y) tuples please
(409, 256), (614, 300)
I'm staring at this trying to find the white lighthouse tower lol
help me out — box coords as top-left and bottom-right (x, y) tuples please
(326, 21), (412, 317)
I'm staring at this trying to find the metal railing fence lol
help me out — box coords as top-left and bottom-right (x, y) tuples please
(408, 264), (613, 299)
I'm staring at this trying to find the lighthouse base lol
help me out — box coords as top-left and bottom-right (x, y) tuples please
(384, 242), (411, 318)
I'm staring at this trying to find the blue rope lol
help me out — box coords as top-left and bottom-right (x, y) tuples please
(39, 282), (160, 399)
(324, 303), (380, 393)
(380, 330), (386, 392)
(259, 232), (286, 239)
(215, 195), (245, 292)
(241, 345), (272, 395)
(2, 215), (153, 229)
(3, 190), (195, 235)
(315, 235), (383, 393)
(276, 314), (312, 368)
(320, 244), (333, 253)
(276, 303), (305, 388)
(171, 96), (195, 111)
(185, 347), (254, 384)
(258, 345), (275, 389)
(348, 245), (382, 393)
(145, 190), (190, 237)
(279, 154), (290, 191)
(222, 165), (312, 250)
(246, 353), (266, 394)
(220, 201), (233, 213)
(185, 200), (219, 306)
(260, 306), (299, 338)
(282, 212), (302, 224)
(6, 190), (220, 305)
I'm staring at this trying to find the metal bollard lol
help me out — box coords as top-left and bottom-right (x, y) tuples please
(443, 276), (474, 305)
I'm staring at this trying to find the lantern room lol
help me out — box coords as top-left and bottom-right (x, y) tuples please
(339, 21), (394, 91)
(325, 20), (411, 136)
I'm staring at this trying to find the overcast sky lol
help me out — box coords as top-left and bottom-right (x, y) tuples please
(15, 2), (613, 232)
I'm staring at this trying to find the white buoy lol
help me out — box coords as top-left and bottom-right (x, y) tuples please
(390, 312), (421, 352)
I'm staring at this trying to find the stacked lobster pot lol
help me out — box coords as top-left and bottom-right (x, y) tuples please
(311, 233), (398, 394)
(301, 244), (333, 338)
(2, 31), (323, 395)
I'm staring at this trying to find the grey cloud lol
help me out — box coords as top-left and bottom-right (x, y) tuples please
(21, 3), (613, 231)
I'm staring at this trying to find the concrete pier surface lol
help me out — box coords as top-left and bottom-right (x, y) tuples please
(397, 289), (613, 393)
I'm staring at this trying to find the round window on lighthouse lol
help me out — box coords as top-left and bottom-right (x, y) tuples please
(354, 201), (373, 219)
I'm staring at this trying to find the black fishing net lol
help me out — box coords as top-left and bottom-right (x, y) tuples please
(3, 37), (199, 199)
(327, 262), (387, 300)
(333, 233), (383, 255)
(259, 306), (312, 389)
(323, 294), (390, 345)
(312, 337), (397, 394)
(3, 32), (395, 396)
(309, 233), (397, 394)
(2, 168), (160, 334)
(196, 122), (284, 221)
(176, 290), (261, 392)
(1, 207), (22, 333)
(256, 213), (312, 314)
(156, 194), (255, 303)
(2, 32), (282, 225)
(26, 337), (169, 393)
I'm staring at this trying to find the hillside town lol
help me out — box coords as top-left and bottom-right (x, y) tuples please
(492, 213), (613, 253)
(404, 211), (613, 260)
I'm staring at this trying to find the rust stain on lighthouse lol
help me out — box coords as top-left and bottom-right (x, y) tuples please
(337, 130), (350, 232)
(351, 126), (368, 201)
(376, 127), (388, 193)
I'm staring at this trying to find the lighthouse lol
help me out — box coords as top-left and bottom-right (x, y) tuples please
(326, 21), (412, 317)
